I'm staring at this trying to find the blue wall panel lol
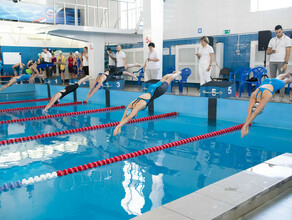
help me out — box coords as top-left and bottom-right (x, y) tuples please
(122, 31), (292, 75)
(31, 84), (292, 130)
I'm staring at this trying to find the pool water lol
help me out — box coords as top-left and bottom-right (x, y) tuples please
(0, 97), (292, 220)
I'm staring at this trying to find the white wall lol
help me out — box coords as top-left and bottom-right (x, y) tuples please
(0, 21), (85, 48)
(163, 0), (292, 40)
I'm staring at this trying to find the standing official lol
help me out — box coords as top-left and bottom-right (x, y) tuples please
(267, 25), (291, 98)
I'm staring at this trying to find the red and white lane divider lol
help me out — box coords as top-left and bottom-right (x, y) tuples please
(0, 101), (84, 113)
(0, 123), (243, 192)
(0, 112), (177, 146)
(0, 98), (51, 105)
(0, 105), (125, 124)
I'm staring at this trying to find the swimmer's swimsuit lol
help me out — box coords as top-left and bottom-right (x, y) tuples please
(132, 81), (169, 110)
(16, 74), (31, 83)
(94, 67), (126, 87)
(255, 78), (285, 99)
(59, 83), (79, 99)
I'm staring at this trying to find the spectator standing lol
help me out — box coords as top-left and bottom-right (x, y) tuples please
(82, 46), (89, 75)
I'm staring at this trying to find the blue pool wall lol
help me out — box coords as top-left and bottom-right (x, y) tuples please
(32, 84), (292, 130)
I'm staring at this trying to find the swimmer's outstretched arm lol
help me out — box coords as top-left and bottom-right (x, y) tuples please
(43, 92), (62, 112)
(0, 78), (17, 92)
(113, 105), (139, 136)
(85, 75), (106, 102)
(241, 96), (268, 138)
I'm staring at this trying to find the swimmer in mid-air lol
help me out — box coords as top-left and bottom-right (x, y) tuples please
(84, 64), (140, 102)
(241, 72), (292, 138)
(43, 75), (90, 111)
(0, 62), (41, 92)
(113, 71), (182, 136)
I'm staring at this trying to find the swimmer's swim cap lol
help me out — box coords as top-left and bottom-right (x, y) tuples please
(26, 69), (32, 75)
(126, 108), (138, 118)
(126, 108), (133, 117)
(251, 102), (263, 115)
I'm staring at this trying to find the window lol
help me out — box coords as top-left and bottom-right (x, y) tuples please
(251, 0), (292, 12)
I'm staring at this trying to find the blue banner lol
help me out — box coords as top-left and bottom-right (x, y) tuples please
(0, 0), (80, 25)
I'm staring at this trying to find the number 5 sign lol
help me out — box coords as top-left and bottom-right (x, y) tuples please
(146, 36), (151, 44)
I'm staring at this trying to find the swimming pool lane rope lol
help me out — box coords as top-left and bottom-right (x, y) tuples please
(0, 105), (125, 124)
(0, 98), (51, 105)
(0, 101), (84, 113)
(0, 112), (178, 146)
(0, 122), (243, 192)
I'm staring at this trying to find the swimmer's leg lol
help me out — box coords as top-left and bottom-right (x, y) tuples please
(161, 71), (182, 84)
(43, 92), (62, 112)
(0, 78), (18, 92)
(77, 75), (90, 85)
(276, 72), (290, 80)
(122, 71), (138, 80)
(85, 74), (106, 102)
(125, 63), (141, 69)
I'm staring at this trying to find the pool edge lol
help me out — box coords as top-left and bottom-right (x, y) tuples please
(132, 153), (292, 220)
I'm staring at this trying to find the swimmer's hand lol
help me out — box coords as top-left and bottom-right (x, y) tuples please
(241, 124), (249, 138)
(29, 78), (34, 84)
(113, 126), (121, 136)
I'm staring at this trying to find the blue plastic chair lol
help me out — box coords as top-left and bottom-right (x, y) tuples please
(133, 68), (144, 88)
(173, 68), (192, 93)
(229, 67), (251, 91)
(239, 67), (267, 97)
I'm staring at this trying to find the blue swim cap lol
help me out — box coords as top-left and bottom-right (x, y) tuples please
(126, 108), (133, 117)
(251, 102), (263, 115)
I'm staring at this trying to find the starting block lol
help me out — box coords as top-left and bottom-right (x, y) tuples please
(103, 78), (125, 90)
(44, 77), (62, 85)
(200, 81), (236, 98)
(142, 80), (172, 93)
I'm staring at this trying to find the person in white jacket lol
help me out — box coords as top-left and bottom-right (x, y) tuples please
(196, 36), (214, 86)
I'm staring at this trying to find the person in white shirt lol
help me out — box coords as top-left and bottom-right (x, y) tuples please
(267, 25), (291, 98)
(143, 42), (160, 80)
(116, 45), (126, 69)
(104, 45), (139, 79)
(107, 48), (116, 69)
(41, 48), (52, 78)
(196, 36), (214, 86)
(82, 46), (89, 76)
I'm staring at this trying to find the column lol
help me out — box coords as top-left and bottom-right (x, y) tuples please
(143, 0), (163, 80)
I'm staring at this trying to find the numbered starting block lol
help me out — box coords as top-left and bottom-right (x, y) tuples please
(200, 81), (236, 98)
(103, 78), (125, 90)
(142, 80), (172, 93)
(69, 79), (89, 87)
(44, 77), (62, 85)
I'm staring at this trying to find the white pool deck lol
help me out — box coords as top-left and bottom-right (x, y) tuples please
(133, 153), (292, 220)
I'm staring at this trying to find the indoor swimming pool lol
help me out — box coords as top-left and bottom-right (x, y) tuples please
(0, 90), (292, 220)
